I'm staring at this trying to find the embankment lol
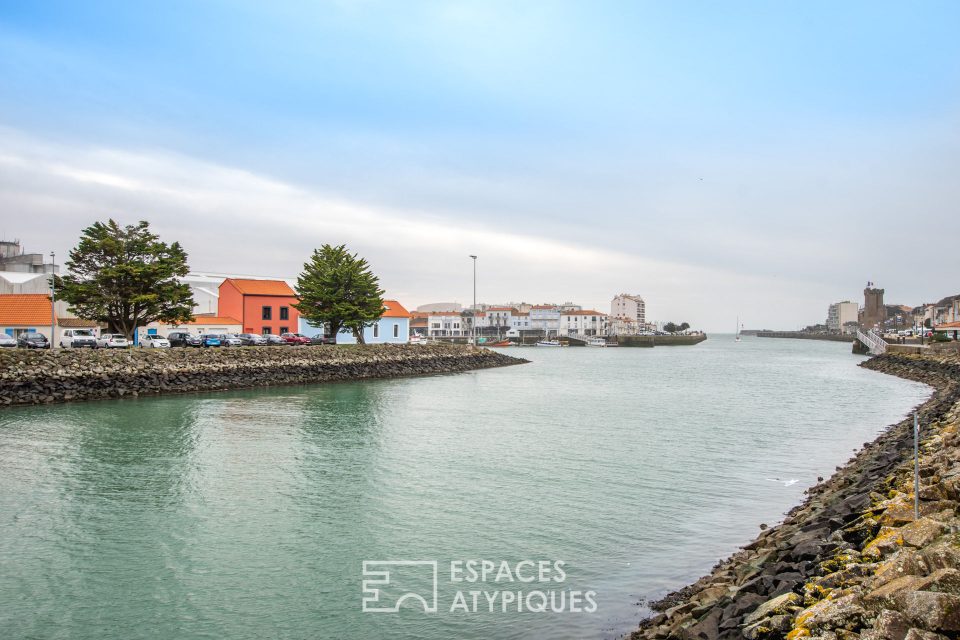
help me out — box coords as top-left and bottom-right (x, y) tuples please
(757, 332), (856, 343)
(617, 335), (708, 347)
(631, 352), (960, 640)
(0, 344), (527, 407)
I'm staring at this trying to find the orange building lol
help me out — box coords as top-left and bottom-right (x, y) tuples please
(218, 279), (300, 335)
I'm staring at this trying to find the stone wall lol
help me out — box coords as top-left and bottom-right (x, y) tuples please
(616, 335), (708, 347)
(757, 331), (857, 342)
(0, 344), (527, 407)
(632, 352), (960, 640)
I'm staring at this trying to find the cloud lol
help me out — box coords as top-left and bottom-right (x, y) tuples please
(0, 126), (950, 332)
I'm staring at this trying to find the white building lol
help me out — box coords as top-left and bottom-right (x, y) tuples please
(611, 293), (646, 326)
(559, 310), (608, 337)
(508, 312), (531, 335)
(826, 301), (859, 334)
(483, 307), (516, 334)
(426, 311), (466, 337)
(529, 305), (560, 336)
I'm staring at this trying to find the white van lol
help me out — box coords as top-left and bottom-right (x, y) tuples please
(60, 328), (98, 348)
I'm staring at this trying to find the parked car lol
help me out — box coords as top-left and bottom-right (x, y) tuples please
(198, 334), (222, 347)
(61, 328), (98, 349)
(264, 334), (286, 346)
(310, 334), (337, 345)
(218, 334), (243, 347)
(167, 331), (201, 347)
(238, 333), (267, 346)
(97, 333), (129, 348)
(18, 332), (49, 349)
(280, 332), (311, 345)
(0, 334), (17, 348)
(140, 334), (171, 348)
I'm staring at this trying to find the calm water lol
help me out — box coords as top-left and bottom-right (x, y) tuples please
(0, 337), (930, 639)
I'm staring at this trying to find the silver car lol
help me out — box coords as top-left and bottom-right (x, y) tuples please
(139, 335), (170, 348)
(0, 334), (16, 348)
(218, 334), (243, 347)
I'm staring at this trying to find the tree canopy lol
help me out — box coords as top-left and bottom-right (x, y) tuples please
(662, 322), (690, 333)
(56, 220), (195, 339)
(293, 244), (385, 343)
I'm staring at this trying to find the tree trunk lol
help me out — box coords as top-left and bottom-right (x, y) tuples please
(354, 327), (365, 344)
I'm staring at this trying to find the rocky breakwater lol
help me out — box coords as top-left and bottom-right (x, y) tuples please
(0, 343), (527, 407)
(631, 352), (960, 640)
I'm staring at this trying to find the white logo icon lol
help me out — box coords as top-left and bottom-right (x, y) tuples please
(361, 560), (438, 613)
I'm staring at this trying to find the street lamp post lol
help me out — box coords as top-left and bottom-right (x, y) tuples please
(469, 255), (477, 347)
(50, 251), (56, 349)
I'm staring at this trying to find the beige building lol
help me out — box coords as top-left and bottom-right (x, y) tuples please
(826, 301), (859, 334)
(611, 294), (646, 326)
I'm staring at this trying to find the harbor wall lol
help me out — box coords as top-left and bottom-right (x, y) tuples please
(616, 334), (708, 347)
(757, 331), (856, 342)
(631, 352), (960, 640)
(0, 344), (527, 407)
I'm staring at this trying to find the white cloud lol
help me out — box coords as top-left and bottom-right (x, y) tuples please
(0, 127), (918, 331)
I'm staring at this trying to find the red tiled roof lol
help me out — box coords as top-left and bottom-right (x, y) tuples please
(0, 294), (53, 325)
(381, 300), (411, 318)
(222, 278), (296, 296)
(561, 310), (606, 316)
(426, 311), (463, 316)
(486, 306), (516, 312)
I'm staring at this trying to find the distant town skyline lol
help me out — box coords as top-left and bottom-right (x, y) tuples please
(1, 1), (959, 332)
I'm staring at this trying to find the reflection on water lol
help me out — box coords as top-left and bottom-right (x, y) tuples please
(0, 338), (931, 639)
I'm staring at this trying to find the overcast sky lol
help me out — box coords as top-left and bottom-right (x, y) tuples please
(1, 1), (958, 331)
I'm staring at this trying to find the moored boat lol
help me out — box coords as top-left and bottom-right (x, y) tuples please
(536, 340), (561, 347)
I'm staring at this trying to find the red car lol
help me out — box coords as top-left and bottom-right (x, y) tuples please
(280, 333), (311, 345)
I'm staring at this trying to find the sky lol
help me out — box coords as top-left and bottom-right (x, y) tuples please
(0, 0), (958, 331)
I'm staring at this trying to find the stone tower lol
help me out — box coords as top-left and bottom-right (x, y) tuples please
(861, 284), (886, 330)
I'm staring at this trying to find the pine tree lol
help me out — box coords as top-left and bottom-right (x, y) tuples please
(293, 244), (385, 344)
(56, 220), (195, 338)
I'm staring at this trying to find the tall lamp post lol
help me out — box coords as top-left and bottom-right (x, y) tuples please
(49, 251), (56, 349)
(469, 255), (477, 346)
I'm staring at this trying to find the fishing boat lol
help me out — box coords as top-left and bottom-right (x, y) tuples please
(487, 340), (512, 347)
(585, 337), (607, 347)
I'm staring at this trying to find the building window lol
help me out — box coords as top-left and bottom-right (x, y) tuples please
(393, 324), (399, 338)
(262, 306), (272, 320)
(262, 327), (270, 335)
(373, 323), (379, 338)
(279, 306), (289, 321)
(280, 327), (289, 335)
